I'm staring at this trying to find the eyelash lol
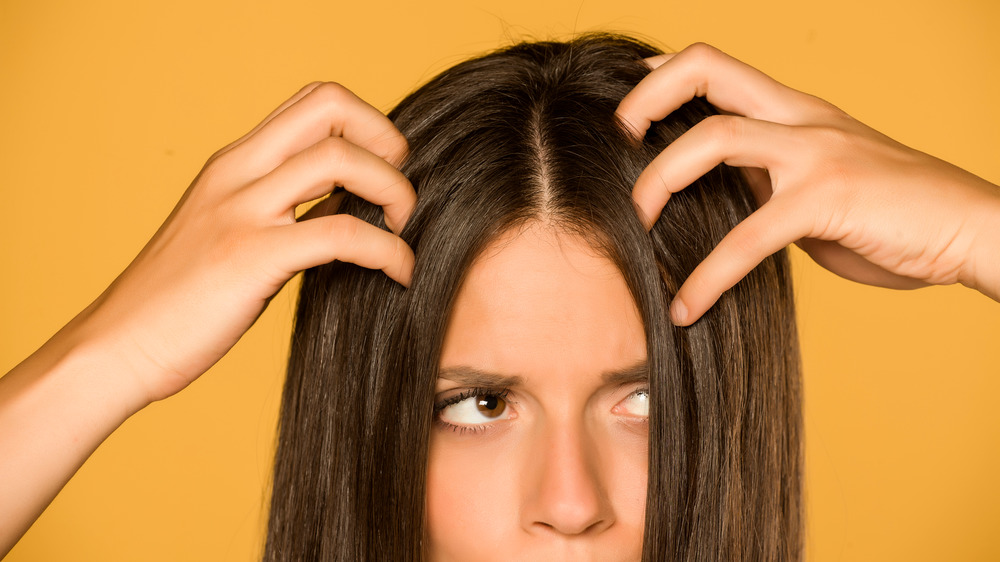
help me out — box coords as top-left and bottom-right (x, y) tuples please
(433, 387), (512, 435)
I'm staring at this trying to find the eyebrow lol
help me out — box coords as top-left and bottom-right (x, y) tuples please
(601, 360), (650, 387)
(436, 360), (649, 388)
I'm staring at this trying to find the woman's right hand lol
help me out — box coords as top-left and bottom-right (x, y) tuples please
(73, 81), (417, 404)
(0, 82), (416, 555)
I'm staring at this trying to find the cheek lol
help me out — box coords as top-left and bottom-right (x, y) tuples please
(425, 435), (520, 560)
(571, 419), (649, 561)
(605, 428), (649, 534)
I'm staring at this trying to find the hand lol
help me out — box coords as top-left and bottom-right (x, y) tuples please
(77, 81), (416, 403)
(615, 43), (1000, 326)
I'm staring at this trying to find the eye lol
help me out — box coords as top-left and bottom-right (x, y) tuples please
(616, 388), (649, 417)
(437, 390), (512, 428)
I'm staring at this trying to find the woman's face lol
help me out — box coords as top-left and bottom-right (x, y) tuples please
(426, 221), (648, 561)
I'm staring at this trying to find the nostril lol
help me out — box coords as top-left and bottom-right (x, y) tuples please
(579, 518), (611, 536)
(532, 516), (610, 536)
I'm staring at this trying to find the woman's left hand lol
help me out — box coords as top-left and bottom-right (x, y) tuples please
(615, 43), (1000, 326)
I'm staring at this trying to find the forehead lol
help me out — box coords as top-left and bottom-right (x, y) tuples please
(439, 221), (646, 382)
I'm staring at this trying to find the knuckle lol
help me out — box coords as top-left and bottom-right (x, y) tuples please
(198, 150), (238, 187)
(681, 43), (719, 98)
(683, 42), (722, 66)
(328, 214), (361, 246)
(808, 124), (852, 151)
(309, 81), (352, 109)
(387, 133), (409, 159)
(205, 147), (226, 165)
(702, 114), (744, 146)
(314, 135), (352, 168)
(803, 125), (856, 182)
(809, 95), (849, 121)
(678, 42), (724, 74)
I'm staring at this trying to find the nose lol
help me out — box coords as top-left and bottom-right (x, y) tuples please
(520, 419), (615, 536)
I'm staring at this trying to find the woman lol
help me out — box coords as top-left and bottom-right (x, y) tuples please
(265, 35), (799, 560)
(1, 34), (997, 560)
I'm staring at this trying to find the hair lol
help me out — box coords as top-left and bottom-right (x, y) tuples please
(263, 33), (802, 561)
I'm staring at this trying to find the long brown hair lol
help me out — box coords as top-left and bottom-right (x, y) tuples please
(264, 33), (802, 561)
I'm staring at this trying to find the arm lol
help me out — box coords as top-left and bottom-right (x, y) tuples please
(615, 43), (1000, 325)
(0, 82), (416, 556)
(0, 312), (149, 555)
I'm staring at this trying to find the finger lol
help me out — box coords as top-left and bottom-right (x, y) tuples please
(632, 115), (795, 229)
(642, 53), (676, 70)
(246, 136), (416, 233)
(271, 214), (415, 287)
(211, 82), (326, 161)
(670, 196), (809, 326)
(797, 238), (929, 290)
(216, 82), (409, 185)
(616, 42), (823, 140)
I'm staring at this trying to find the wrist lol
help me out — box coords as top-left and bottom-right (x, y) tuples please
(29, 299), (161, 417)
(960, 180), (1000, 302)
(65, 287), (197, 406)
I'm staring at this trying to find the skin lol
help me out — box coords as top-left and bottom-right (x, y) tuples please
(0, 82), (417, 553)
(427, 222), (648, 561)
(1, 42), (998, 557)
(615, 43), (1000, 325)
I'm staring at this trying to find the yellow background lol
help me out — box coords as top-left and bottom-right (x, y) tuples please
(2, 0), (998, 560)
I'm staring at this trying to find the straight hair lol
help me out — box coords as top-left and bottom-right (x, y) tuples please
(264, 33), (802, 561)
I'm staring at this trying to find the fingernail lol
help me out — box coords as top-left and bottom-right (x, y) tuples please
(670, 299), (687, 325)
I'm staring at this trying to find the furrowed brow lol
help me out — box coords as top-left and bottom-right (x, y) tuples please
(601, 360), (649, 387)
(437, 361), (648, 389)
(436, 366), (524, 388)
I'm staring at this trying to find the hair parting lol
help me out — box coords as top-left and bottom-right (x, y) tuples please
(264, 33), (802, 561)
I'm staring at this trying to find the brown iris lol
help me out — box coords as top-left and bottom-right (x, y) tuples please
(475, 395), (507, 418)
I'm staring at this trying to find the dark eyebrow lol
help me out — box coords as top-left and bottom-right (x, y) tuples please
(436, 360), (648, 388)
(436, 366), (524, 388)
(601, 360), (649, 387)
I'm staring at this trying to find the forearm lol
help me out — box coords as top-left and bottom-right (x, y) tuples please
(0, 311), (150, 556)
